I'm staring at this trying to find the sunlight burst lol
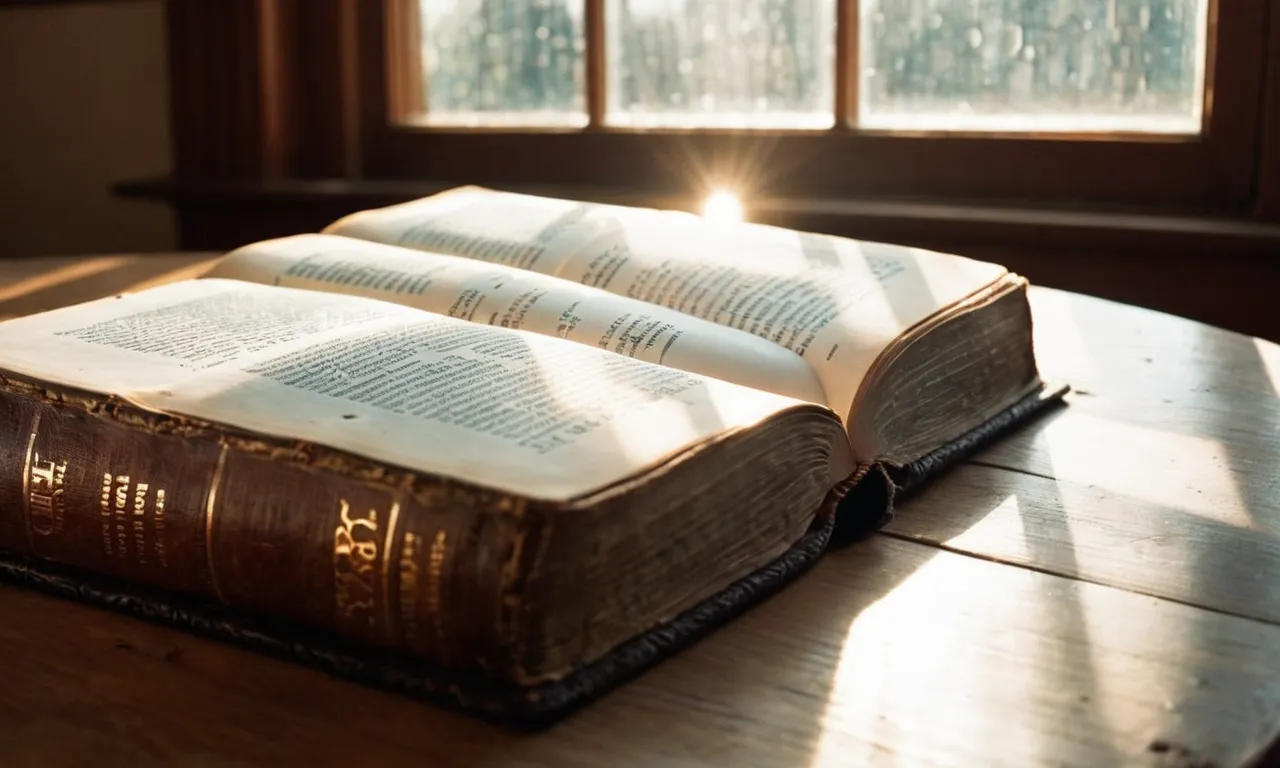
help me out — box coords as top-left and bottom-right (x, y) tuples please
(701, 190), (744, 223)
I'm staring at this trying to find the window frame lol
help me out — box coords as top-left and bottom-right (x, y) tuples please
(116, 0), (1280, 340)
(348, 0), (1271, 213)
(1257, 0), (1280, 219)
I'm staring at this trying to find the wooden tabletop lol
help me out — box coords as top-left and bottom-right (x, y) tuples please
(1, 254), (1278, 768)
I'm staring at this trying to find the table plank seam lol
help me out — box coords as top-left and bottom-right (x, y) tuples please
(876, 529), (1280, 628)
(963, 458), (1057, 482)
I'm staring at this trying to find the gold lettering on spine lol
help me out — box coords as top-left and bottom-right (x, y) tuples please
(27, 454), (68, 539)
(379, 501), (401, 642)
(333, 499), (379, 625)
(131, 482), (150, 565)
(98, 473), (114, 557)
(154, 489), (168, 567)
(94, 473), (166, 564)
(397, 532), (422, 649)
(205, 444), (229, 602)
(21, 413), (162, 566)
(20, 413), (41, 550)
(112, 474), (130, 556)
(427, 530), (448, 653)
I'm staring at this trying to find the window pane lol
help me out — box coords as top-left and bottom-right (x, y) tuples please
(606, 0), (836, 129)
(419, 0), (586, 126)
(859, 0), (1209, 134)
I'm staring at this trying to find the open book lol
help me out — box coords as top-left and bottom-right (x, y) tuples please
(0, 187), (1062, 724)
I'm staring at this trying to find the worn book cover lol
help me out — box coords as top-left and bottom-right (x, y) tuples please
(0, 188), (1066, 725)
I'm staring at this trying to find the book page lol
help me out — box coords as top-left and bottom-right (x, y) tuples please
(325, 186), (612, 277)
(325, 188), (1009, 420)
(205, 234), (827, 406)
(0, 280), (826, 501)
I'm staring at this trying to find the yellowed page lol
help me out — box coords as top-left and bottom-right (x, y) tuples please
(325, 187), (1009, 419)
(205, 234), (827, 406)
(324, 186), (613, 276)
(0, 279), (825, 501)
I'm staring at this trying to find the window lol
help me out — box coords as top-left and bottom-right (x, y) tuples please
(147, 0), (1276, 224)
(126, 0), (1280, 341)
(409, 0), (1209, 135)
(858, 0), (1209, 134)
(419, 0), (588, 126)
(358, 0), (1265, 211)
(606, 0), (836, 129)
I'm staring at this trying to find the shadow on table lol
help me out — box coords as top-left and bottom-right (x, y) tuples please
(18, 458), (1263, 766)
(886, 404), (1280, 766)
(415, 472), (1148, 767)
(12, 268), (1279, 765)
(1024, 287), (1280, 530)
(340, 536), (948, 768)
(0, 521), (943, 767)
(991, 292), (1280, 623)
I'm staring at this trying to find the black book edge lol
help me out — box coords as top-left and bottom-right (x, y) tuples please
(0, 383), (1068, 728)
(831, 381), (1073, 544)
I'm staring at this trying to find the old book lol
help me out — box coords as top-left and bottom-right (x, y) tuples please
(0, 188), (1064, 725)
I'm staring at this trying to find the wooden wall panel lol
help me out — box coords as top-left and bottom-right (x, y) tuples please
(1256, 0), (1280, 220)
(164, 0), (361, 180)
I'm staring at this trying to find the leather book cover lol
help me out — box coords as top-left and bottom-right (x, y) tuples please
(0, 384), (1066, 728)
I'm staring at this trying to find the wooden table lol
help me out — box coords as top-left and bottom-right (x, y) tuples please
(1, 254), (1278, 768)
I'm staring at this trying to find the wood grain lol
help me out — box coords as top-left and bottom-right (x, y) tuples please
(4, 537), (1280, 768)
(0, 253), (217, 320)
(974, 286), (1280, 506)
(4, 257), (1280, 766)
(887, 464), (1280, 623)
(887, 287), (1280, 621)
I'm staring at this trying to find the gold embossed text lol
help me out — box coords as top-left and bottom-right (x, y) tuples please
(98, 472), (168, 565)
(27, 453), (67, 536)
(334, 499), (379, 626)
(397, 532), (421, 647)
(427, 530), (447, 650)
(98, 473), (115, 557)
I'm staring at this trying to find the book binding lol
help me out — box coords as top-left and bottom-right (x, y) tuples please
(0, 384), (1066, 727)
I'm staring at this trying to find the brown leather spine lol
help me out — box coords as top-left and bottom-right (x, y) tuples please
(0, 375), (533, 675)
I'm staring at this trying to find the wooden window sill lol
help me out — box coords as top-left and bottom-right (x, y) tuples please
(113, 176), (1280, 342)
